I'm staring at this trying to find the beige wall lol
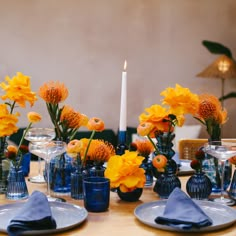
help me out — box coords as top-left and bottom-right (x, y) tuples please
(0, 0), (236, 138)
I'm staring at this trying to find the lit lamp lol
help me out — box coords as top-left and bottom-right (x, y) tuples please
(196, 55), (236, 106)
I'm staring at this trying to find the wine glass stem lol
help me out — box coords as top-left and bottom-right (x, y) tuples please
(220, 160), (226, 200)
(38, 156), (42, 176)
(46, 160), (51, 197)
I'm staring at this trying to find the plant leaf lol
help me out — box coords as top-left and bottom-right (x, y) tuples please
(202, 40), (233, 59)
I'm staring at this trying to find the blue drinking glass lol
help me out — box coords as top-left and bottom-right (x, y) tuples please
(83, 177), (110, 212)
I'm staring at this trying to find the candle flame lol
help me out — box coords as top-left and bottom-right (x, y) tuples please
(123, 60), (127, 71)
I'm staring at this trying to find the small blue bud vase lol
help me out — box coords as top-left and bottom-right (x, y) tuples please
(6, 165), (29, 200)
(140, 156), (153, 186)
(153, 132), (181, 198)
(71, 159), (84, 200)
(186, 170), (212, 200)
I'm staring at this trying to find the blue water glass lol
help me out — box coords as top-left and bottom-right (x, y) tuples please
(83, 177), (110, 212)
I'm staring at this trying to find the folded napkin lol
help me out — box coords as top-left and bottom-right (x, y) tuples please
(155, 187), (213, 230)
(7, 191), (57, 236)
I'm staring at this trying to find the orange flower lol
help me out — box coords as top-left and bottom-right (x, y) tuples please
(67, 139), (84, 158)
(229, 156), (236, 165)
(86, 139), (115, 162)
(152, 154), (168, 170)
(27, 112), (42, 123)
(39, 81), (68, 104)
(60, 105), (88, 129)
(87, 117), (105, 132)
(134, 139), (154, 157)
(196, 94), (227, 124)
(137, 122), (155, 137)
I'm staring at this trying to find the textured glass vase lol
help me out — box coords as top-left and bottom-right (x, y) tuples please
(153, 132), (181, 198)
(6, 165), (29, 200)
(71, 161), (84, 200)
(228, 166), (236, 201)
(49, 153), (74, 195)
(140, 156), (153, 186)
(186, 171), (212, 200)
(117, 187), (143, 202)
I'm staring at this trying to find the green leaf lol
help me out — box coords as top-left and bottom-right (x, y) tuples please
(219, 92), (236, 101)
(202, 40), (233, 59)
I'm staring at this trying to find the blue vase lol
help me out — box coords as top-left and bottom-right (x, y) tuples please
(153, 159), (181, 198)
(140, 156), (153, 186)
(153, 132), (181, 198)
(49, 153), (74, 195)
(228, 167), (236, 200)
(186, 171), (212, 200)
(71, 160), (84, 200)
(117, 187), (143, 202)
(83, 161), (106, 177)
(6, 165), (29, 200)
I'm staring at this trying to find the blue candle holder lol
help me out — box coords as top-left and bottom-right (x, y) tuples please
(116, 130), (128, 155)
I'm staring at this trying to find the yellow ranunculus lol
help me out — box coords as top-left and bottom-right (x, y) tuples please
(0, 72), (37, 107)
(104, 151), (146, 192)
(27, 112), (42, 123)
(161, 84), (199, 115)
(0, 104), (19, 137)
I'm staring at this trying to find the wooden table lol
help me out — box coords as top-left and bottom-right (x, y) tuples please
(0, 162), (235, 236)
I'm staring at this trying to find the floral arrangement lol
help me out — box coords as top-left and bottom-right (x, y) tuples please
(189, 150), (206, 172)
(5, 112), (41, 169)
(194, 94), (228, 140)
(0, 72), (39, 168)
(39, 81), (88, 141)
(67, 117), (115, 166)
(104, 150), (146, 192)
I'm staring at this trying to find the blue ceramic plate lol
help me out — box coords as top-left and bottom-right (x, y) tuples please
(134, 200), (236, 232)
(0, 201), (88, 235)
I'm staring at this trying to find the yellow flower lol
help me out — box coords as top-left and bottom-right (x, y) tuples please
(0, 72), (37, 107)
(60, 105), (88, 129)
(139, 105), (172, 133)
(0, 104), (19, 137)
(87, 117), (105, 132)
(104, 151), (146, 192)
(161, 84), (199, 115)
(39, 81), (68, 104)
(137, 122), (155, 137)
(27, 112), (42, 123)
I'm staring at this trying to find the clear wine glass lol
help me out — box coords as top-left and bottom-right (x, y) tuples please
(29, 141), (66, 202)
(24, 128), (55, 183)
(204, 140), (236, 205)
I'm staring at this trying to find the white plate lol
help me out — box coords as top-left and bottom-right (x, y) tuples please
(134, 200), (236, 232)
(0, 201), (88, 235)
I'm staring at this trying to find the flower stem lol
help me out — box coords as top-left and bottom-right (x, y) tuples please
(82, 130), (96, 166)
(147, 135), (159, 154)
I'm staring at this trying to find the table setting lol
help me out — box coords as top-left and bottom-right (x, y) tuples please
(0, 69), (235, 236)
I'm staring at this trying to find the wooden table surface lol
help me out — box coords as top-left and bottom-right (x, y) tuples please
(0, 161), (235, 236)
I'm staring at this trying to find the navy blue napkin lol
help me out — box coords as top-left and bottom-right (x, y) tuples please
(155, 187), (213, 230)
(7, 191), (57, 236)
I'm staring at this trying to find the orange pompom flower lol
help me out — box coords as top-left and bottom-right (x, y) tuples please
(87, 117), (105, 132)
(39, 81), (68, 104)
